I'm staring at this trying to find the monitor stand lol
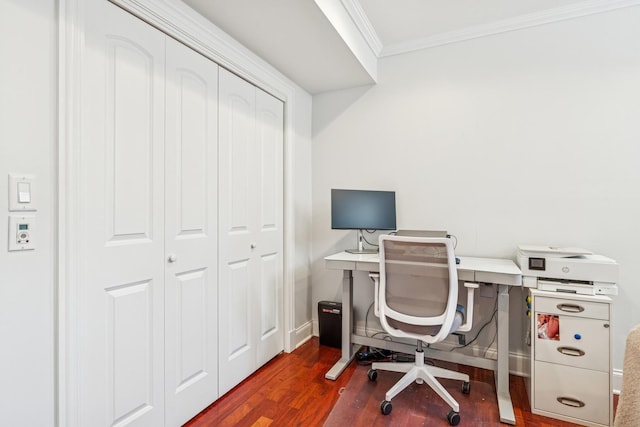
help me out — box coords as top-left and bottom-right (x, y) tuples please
(345, 229), (378, 254)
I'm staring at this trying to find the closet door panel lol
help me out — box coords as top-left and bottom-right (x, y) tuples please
(164, 36), (219, 426)
(226, 259), (252, 356)
(108, 42), (155, 238)
(256, 106), (280, 230)
(172, 270), (207, 371)
(79, 1), (165, 426)
(219, 69), (284, 391)
(225, 91), (253, 233)
(255, 89), (284, 366)
(108, 281), (154, 423)
(218, 69), (258, 395)
(259, 252), (279, 337)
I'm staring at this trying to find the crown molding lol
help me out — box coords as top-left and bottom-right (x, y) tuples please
(314, 0), (378, 82)
(341, 0), (383, 57)
(379, 0), (640, 57)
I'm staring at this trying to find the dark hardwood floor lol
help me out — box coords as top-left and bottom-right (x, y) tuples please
(184, 338), (614, 426)
(184, 338), (357, 426)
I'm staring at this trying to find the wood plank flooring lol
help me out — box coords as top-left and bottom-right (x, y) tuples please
(184, 338), (614, 426)
(184, 338), (357, 426)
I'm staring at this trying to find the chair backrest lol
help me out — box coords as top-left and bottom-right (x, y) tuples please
(377, 235), (459, 344)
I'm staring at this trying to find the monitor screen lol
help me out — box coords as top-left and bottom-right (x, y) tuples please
(331, 189), (396, 231)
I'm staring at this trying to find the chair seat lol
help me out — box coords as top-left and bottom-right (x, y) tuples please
(387, 304), (465, 337)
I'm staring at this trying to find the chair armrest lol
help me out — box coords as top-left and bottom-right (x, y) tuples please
(457, 282), (479, 333)
(369, 273), (380, 317)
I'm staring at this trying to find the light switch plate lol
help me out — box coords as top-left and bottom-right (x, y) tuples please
(8, 174), (36, 211)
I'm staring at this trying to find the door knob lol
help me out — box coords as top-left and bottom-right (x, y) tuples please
(250, 243), (256, 249)
(168, 254), (177, 263)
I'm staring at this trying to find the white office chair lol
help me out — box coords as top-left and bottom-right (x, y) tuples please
(368, 235), (478, 426)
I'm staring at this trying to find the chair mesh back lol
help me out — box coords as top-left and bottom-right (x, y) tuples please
(382, 239), (452, 334)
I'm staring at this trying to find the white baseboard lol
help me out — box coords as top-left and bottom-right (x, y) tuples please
(292, 321), (313, 350)
(613, 368), (622, 395)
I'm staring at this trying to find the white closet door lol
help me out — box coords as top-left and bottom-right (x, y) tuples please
(164, 37), (219, 426)
(254, 88), (284, 367)
(78, 1), (165, 425)
(218, 69), (257, 395)
(218, 69), (284, 395)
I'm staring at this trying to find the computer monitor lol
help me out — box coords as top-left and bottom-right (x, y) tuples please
(331, 189), (396, 254)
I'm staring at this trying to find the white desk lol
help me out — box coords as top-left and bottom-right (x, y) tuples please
(324, 251), (522, 425)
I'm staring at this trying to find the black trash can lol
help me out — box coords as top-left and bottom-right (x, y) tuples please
(318, 301), (342, 348)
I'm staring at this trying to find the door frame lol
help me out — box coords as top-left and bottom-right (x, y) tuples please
(58, 0), (299, 425)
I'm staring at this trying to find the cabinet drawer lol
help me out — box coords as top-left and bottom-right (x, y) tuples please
(535, 296), (609, 320)
(534, 361), (610, 426)
(534, 314), (609, 370)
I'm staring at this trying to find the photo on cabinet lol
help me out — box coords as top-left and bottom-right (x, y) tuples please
(537, 314), (560, 340)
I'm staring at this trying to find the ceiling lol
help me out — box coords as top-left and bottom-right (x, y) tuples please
(182, 0), (630, 94)
(360, 0), (586, 47)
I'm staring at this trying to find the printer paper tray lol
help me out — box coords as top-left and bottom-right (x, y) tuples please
(537, 279), (618, 296)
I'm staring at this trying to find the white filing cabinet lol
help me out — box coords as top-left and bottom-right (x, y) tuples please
(530, 289), (613, 427)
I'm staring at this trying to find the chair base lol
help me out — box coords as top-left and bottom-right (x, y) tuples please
(371, 348), (469, 413)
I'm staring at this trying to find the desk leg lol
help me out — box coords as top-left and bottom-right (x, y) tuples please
(325, 269), (356, 380)
(496, 284), (516, 424)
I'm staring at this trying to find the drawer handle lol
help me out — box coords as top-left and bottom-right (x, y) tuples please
(557, 396), (586, 408)
(557, 346), (585, 357)
(557, 303), (584, 313)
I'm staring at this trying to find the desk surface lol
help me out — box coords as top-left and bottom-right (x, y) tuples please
(325, 251), (522, 286)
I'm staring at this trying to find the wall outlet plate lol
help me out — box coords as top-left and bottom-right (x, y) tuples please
(8, 215), (35, 251)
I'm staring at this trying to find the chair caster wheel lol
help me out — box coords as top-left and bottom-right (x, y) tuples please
(462, 381), (471, 394)
(380, 400), (392, 415)
(447, 410), (460, 426)
(367, 369), (378, 381)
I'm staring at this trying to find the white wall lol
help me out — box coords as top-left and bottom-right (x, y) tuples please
(293, 88), (314, 333)
(312, 6), (640, 374)
(0, 0), (56, 425)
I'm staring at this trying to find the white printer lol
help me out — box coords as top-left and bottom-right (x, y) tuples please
(517, 245), (618, 296)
